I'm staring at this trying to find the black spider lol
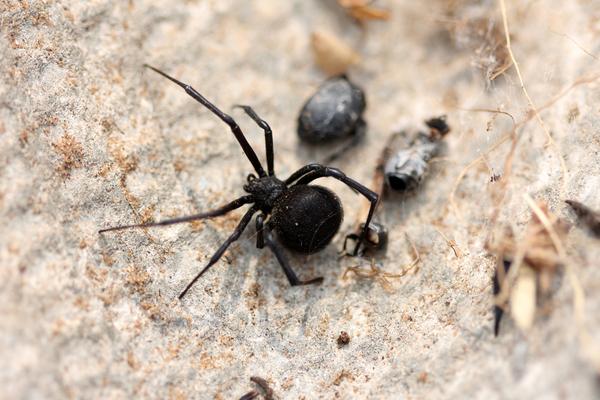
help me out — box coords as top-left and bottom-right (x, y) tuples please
(99, 65), (378, 299)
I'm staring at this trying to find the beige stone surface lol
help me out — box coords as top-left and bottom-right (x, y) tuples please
(1, 0), (600, 398)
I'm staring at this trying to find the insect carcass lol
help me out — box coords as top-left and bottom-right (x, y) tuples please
(383, 116), (450, 192)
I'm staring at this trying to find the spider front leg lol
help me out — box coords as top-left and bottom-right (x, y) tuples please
(144, 65), (267, 177)
(234, 105), (274, 176)
(98, 195), (254, 233)
(178, 206), (257, 299)
(293, 165), (378, 256)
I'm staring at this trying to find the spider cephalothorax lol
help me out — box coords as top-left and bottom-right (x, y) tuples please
(99, 65), (378, 299)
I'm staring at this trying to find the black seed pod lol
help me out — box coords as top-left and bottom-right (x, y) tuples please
(271, 185), (343, 253)
(297, 76), (366, 143)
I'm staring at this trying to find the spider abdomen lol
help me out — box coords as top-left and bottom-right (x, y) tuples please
(271, 185), (343, 254)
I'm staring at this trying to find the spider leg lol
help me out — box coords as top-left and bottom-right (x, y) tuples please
(234, 105), (274, 176)
(292, 165), (378, 256)
(144, 65), (266, 177)
(98, 195), (254, 233)
(263, 228), (323, 286)
(178, 206), (257, 299)
(284, 163), (322, 185)
(255, 213), (266, 249)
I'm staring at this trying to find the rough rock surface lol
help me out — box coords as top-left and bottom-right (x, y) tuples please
(1, 0), (599, 399)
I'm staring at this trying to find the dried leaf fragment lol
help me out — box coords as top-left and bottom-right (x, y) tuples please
(343, 239), (419, 292)
(487, 202), (569, 334)
(510, 264), (536, 332)
(338, 0), (391, 22)
(488, 203), (568, 274)
(311, 30), (360, 76)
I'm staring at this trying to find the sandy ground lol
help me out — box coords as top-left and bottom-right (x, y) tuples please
(1, 0), (600, 399)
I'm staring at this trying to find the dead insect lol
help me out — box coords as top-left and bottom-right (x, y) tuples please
(342, 117), (449, 256)
(297, 75), (366, 162)
(99, 65), (378, 299)
(566, 199), (600, 237)
(343, 221), (388, 256)
(383, 116), (450, 192)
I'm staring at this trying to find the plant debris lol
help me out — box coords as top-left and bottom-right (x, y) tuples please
(250, 376), (275, 400)
(337, 0), (391, 23)
(487, 202), (570, 333)
(343, 237), (419, 292)
(311, 29), (360, 76)
(445, 16), (512, 82)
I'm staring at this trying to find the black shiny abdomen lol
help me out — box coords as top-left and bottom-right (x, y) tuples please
(271, 185), (343, 254)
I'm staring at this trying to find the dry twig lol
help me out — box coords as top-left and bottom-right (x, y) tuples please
(448, 71), (600, 216)
(434, 227), (462, 258)
(343, 235), (420, 292)
(487, 196), (600, 371)
(499, 0), (568, 192)
(487, 200), (568, 331)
